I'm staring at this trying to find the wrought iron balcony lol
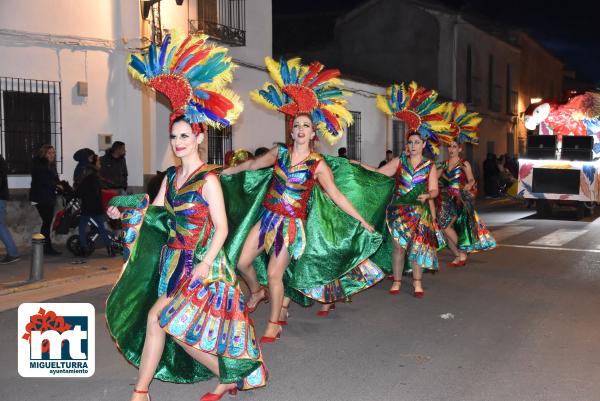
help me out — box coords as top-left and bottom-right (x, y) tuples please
(190, 0), (246, 47)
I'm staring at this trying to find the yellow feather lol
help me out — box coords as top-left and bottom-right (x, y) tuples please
(376, 95), (393, 115)
(127, 55), (148, 84)
(250, 90), (279, 111)
(264, 57), (284, 89)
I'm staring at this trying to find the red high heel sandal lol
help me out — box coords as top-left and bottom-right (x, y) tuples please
(316, 303), (336, 317)
(413, 279), (425, 298)
(389, 280), (402, 295)
(246, 287), (268, 313)
(199, 386), (238, 401)
(449, 259), (466, 267)
(133, 389), (151, 401)
(278, 304), (289, 325)
(260, 320), (282, 344)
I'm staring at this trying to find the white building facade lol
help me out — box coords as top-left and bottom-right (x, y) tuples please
(0, 0), (387, 245)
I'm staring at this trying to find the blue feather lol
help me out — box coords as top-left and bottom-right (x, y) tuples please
(194, 90), (210, 100)
(174, 53), (195, 74)
(148, 43), (157, 75)
(158, 34), (171, 72)
(164, 45), (178, 72)
(280, 57), (290, 84)
(129, 56), (147, 76)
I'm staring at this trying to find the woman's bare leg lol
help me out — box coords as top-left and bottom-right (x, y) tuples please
(263, 247), (291, 338)
(236, 223), (267, 309)
(443, 217), (467, 262)
(390, 240), (406, 292)
(412, 262), (424, 293)
(279, 296), (291, 322)
(130, 295), (171, 400)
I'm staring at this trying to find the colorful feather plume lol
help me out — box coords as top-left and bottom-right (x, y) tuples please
(442, 101), (481, 145)
(250, 56), (352, 145)
(128, 32), (242, 134)
(376, 82), (451, 155)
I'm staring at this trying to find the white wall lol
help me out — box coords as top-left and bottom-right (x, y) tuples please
(0, 0), (144, 188)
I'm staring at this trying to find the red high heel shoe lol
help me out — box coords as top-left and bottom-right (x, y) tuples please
(199, 386), (238, 401)
(246, 287), (268, 313)
(278, 304), (289, 325)
(389, 280), (402, 295)
(133, 389), (151, 401)
(413, 278), (424, 297)
(260, 320), (282, 344)
(316, 303), (336, 317)
(449, 259), (466, 267)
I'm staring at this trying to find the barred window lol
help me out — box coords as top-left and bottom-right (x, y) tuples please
(347, 111), (361, 161)
(0, 77), (62, 174)
(207, 125), (232, 165)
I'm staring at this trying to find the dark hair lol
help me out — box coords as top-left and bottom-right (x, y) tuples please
(254, 147), (269, 157)
(338, 147), (347, 156)
(111, 141), (125, 151)
(36, 144), (55, 160)
(386, 149), (393, 154)
(81, 156), (99, 179)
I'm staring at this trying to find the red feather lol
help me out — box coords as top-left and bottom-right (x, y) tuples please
(202, 91), (234, 118)
(308, 69), (340, 88)
(172, 43), (204, 69)
(178, 48), (211, 74)
(321, 108), (341, 131)
(301, 62), (323, 86)
(174, 35), (193, 58)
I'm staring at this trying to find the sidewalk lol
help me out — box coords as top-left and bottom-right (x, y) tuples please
(0, 245), (122, 311)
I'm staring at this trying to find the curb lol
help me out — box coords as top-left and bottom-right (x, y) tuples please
(0, 267), (120, 296)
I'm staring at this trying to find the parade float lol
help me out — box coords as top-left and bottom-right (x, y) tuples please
(518, 92), (600, 217)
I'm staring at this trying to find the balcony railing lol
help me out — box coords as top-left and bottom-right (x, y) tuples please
(190, 0), (246, 47)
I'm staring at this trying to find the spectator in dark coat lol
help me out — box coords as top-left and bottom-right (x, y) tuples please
(0, 155), (19, 263)
(146, 170), (166, 204)
(29, 144), (62, 255)
(75, 155), (112, 256)
(100, 141), (128, 194)
(73, 148), (96, 188)
(483, 153), (500, 198)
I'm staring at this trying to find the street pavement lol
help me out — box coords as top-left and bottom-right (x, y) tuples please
(1, 200), (600, 401)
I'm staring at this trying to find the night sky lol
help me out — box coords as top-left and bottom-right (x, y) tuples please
(273, 0), (600, 85)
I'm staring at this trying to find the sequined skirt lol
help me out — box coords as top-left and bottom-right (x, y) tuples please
(258, 207), (306, 259)
(438, 191), (496, 253)
(386, 203), (445, 270)
(160, 279), (268, 390)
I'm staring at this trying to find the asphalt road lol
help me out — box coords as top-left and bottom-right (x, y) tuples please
(2, 204), (600, 401)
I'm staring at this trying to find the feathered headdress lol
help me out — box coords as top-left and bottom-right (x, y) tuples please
(376, 82), (451, 155)
(250, 56), (353, 145)
(128, 32), (242, 134)
(443, 102), (481, 145)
